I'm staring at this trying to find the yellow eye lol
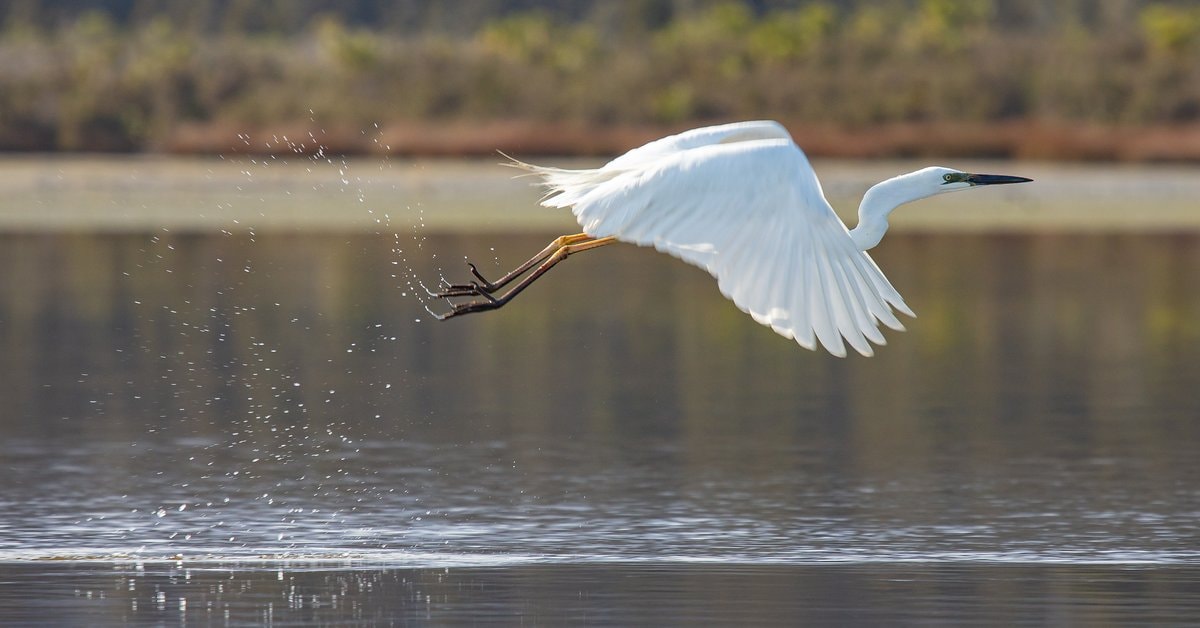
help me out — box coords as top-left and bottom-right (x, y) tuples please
(943, 174), (953, 181)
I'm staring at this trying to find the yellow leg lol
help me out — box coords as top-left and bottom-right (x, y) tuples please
(555, 236), (617, 256)
(434, 236), (617, 320)
(445, 232), (593, 293)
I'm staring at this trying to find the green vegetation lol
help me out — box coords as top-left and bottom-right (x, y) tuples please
(1, 1), (1199, 157)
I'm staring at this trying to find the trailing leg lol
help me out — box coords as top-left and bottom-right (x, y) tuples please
(438, 233), (593, 295)
(433, 236), (617, 320)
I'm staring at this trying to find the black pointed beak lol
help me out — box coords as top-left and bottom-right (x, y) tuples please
(966, 173), (1033, 186)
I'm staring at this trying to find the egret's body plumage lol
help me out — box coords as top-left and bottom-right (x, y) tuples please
(435, 121), (1031, 357)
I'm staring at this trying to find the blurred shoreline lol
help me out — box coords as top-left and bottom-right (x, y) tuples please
(1, 155), (1196, 233)
(158, 119), (1200, 162)
(5, 3), (1200, 162)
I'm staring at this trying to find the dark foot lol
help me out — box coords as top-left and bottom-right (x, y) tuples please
(429, 265), (502, 319)
(432, 296), (506, 321)
(430, 281), (492, 299)
(467, 262), (501, 292)
(434, 261), (502, 296)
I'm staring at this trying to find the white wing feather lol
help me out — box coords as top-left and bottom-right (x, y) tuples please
(604, 120), (793, 169)
(511, 125), (914, 357)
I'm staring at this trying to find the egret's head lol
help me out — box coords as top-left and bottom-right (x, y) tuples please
(852, 166), (1033, 250)
(922, 166), (1033, 194)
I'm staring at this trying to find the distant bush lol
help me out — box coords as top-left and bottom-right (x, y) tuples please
(0, 0), (1197, 154)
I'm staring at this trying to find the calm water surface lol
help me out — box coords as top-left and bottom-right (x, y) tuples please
(1, 231), (1198, 625)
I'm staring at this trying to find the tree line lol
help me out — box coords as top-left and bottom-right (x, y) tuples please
(1, 0), (1198, 157)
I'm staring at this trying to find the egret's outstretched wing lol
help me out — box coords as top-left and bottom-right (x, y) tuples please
(505, 120), (795, 206)
(522, 138), (914, 357)
(604, 120), (793, 169)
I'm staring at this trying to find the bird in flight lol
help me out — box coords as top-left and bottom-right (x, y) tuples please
(432, 120), (1031, 357)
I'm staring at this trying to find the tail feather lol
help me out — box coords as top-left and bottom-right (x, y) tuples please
(500, 152), (622, 208)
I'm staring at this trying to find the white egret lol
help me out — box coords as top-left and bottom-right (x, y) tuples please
(433, 120), (1031, 357)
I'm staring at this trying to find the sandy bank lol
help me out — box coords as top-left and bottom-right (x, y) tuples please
(0, 155), (1195, 233)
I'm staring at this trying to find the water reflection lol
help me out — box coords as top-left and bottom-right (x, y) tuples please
(0, 232), (1197, 565)
(2, 562), (1198, 626)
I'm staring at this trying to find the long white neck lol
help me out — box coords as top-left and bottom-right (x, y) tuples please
(848, 171), (942, 250)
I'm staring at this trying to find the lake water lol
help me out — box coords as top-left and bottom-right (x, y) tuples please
(1, 160), (1199, 625)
